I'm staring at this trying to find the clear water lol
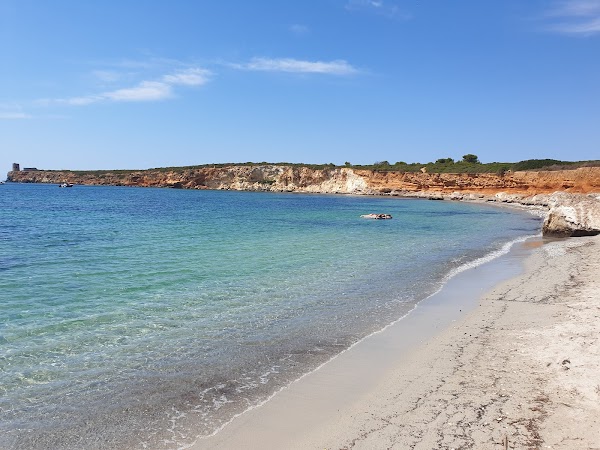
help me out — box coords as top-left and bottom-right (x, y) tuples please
(0, 183), (541, 449)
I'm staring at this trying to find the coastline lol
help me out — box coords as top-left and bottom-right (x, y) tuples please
(3, 185), (545, 450)
(190, 235), (600, 449)
(7, 165), (600, 237)
(3, 183), (598, 449)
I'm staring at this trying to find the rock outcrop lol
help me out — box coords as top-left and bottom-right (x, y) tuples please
(542, 193), (600, 237)
(7, 165), (600, 237)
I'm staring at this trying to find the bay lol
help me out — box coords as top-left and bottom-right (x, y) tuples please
(0, 183), (540, 449)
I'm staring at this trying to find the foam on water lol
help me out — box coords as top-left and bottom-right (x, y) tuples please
(445, 233), (538, 280)
(0, 184), (542, 449)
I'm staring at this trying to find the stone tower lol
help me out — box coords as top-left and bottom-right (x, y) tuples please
(12, 163), (20, 172)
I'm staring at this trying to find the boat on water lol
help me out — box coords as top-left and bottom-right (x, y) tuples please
(360, 213), (393, 220)
(59, 183), (74, 188)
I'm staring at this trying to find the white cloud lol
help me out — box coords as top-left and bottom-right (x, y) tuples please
(346, 0), (382, 8)
(93, 57), (184, 70)
(549, 0), (600, 16)
(0, 112), (31, 119)
(104, 81), (172, 102)
(239, 58), (358, 75)
(61, 95), (100, 106)
(553, 16), (600, 33)
(545, 0), (600, 35)
(162, 68), (211, 86)
(54, 67), (210, 106)
(345, 0), (412, 20)
(92, 70), (123, 83)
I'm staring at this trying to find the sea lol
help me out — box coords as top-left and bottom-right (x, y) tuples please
(0, 183), (541, 449)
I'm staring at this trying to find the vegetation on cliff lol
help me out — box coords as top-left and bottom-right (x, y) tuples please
(17, 157), (597, 177)
(352, 157), (599, 174)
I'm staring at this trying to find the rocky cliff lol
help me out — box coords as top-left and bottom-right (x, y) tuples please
(7, 166), (371, 194)
(7, 165), (600, 236)
(7, 165), (600, 195)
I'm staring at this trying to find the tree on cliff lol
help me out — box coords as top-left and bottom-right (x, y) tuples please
(374, 161), (390, 168)
(462, 154), (480, 164)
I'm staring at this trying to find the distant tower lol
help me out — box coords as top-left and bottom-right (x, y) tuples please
(12, 163), (20, 172)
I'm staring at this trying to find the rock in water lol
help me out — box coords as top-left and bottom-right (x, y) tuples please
(542, 193), (600, 237)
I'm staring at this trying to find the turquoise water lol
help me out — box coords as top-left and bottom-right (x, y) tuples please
(0, 183), (541, 449)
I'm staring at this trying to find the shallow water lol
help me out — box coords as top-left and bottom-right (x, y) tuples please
(0, 183), (541, 449)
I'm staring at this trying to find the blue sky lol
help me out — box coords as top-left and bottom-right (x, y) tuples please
(1, 0), (599, 172)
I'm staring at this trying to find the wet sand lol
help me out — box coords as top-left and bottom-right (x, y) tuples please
(191, 235), (600, 449)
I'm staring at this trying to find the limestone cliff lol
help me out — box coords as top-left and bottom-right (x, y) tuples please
(7, 165), (600, 236)
(6, 166), (372, 194)
(354, 167), (600, 195)
(7, 166), (599, 195)
(542, 193), (600, 237)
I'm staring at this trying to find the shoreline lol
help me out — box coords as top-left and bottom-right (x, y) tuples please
(180, 213), (544, 447)
(2, 185), (545, 450)
(190, 234), (600, 449)
(5, 182), (600, 448)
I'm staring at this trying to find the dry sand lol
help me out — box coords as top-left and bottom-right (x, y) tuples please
(192, 235), (600, 450)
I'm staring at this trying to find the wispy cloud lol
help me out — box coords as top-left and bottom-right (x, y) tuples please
(162, 68), (211, 86)
(54, 68), (211, 106)
(92, 70), (123, 83)
(345, 0), (412, 20)
(235, 58), (358, 75)
(90, 56), (186, 70)
(289, 24), (310, 36)
(0, 102), (31, 119)
(544, 0), (600, 35)
(0, 112), (32, 119)
(101, 81), (173, 103)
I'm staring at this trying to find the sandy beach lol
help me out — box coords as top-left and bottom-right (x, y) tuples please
(192, 234), (600, 449)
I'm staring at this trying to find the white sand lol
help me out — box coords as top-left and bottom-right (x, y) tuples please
(192, 235), (600, 449)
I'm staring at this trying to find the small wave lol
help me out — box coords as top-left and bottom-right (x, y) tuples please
(444, 234), (539, 281)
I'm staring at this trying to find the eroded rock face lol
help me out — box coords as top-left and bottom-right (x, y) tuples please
(5, 166), (374, 194)
(7, 166), (600, 195)
(542, 193), (600, 237)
